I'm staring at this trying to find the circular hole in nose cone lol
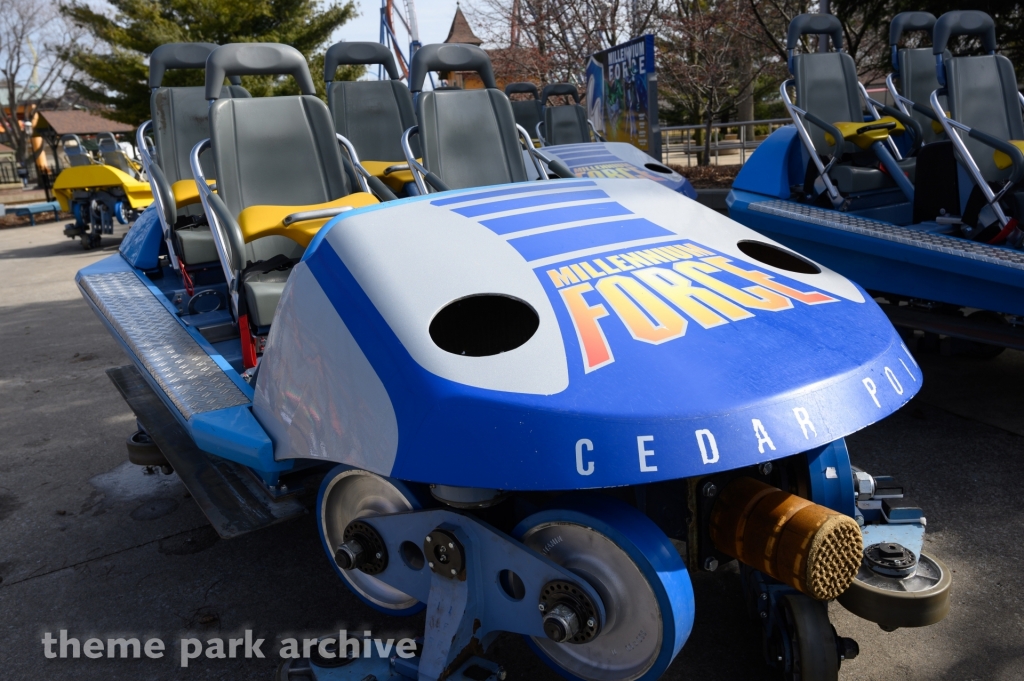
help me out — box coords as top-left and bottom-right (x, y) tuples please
(400, 541), (425, 570)
(498, 569), (526, 601)
(644, 162), (673, 174)
(737, 240), (820, 274)
(430, 295), (539, 357)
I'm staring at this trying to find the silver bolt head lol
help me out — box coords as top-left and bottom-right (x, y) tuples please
(497, 669), (507, 681)
(428, 561), (434, 568)
(704, 557), (719, 572)
(450, 568), (457, 575)
(375, 552), (382, 559)
(760, 593), (768, 601)
(760, 611), (768, 619)
(759, 462), (773, 476)
(425, 535), (432, 542)
(586, 617), (596, 628)
(702, 482), (718, 498)
(448, 542), (454, 549)
(538, 603), (546, 612)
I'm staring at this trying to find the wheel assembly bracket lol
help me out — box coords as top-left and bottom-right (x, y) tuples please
(312, 508), (606, 681)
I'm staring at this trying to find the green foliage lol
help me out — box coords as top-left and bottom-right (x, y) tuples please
(60, 0), (363, 124)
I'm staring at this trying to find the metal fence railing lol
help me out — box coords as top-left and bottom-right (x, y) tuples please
(660, 118), (791, 167)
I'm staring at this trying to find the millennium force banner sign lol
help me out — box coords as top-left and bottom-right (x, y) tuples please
(585, 35), (660, 158)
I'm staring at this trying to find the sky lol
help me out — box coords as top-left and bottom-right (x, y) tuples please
(330, 0), (465, 60)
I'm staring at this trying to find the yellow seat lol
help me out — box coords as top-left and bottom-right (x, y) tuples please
(825, 117), (906, 150)
(361, 160), (418, 192)
(993, 140), (1024, 170)
(171, 179), (216, 209)
(237, 193), (379, 247)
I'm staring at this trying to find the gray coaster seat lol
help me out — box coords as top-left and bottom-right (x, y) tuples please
(886, 12), (947, 146)
(62, 134), (94, 167)
(405, 43), (530, 190)
(97, 132), (142, 179)
(193, 43), (376, 341)
(784, 14), (921, 206)
(929, 11), (1024, 243)
(505, 82), (543, 142)
(323, 41), (419, 192)
(538, 83), (591, 146)
(145, 42), (250, 267)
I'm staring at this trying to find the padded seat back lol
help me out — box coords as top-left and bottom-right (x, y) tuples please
(97, 133), (137, 176)
(324, 42), (419, 161)
(62, 135), (93, 166)
(206, 44), (352, 262)
(936, 12), (1024, 182)
(149, 43), (250, 184)
(505, 82), (542, 137)
(544, 106), (590, 145)
(897, 48), (945, 144)
(890, 13), (945, 145)
(792, 52), (863, 156)
(411, 44), (528, 189)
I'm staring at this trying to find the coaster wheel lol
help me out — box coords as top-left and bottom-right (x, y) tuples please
(513, 494), (695, 681)
(779, 594), (839, 681)
(316, 466), (424, 615)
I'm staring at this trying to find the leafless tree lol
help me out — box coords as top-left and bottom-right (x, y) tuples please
(0, 0), (83, 169)
(467, 0), (660, 87)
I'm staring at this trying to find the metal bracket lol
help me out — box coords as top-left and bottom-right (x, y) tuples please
(323, 508), (605, 681)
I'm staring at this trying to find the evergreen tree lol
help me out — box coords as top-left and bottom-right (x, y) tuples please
(60, 0), (362, 124)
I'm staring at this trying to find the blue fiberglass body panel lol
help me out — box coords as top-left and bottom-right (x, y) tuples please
(541, 142), (697, 198)
(256, 178), (920, 491)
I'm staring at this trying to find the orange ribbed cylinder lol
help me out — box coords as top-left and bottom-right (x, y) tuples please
(709, 477), (862, 600)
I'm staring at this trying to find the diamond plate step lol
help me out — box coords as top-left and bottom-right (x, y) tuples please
(79, 271), (249, 419)
(749, 200), (1024, 272)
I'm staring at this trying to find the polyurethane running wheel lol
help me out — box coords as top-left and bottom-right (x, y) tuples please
(837, 552), (951, 629)
(126, 430), (169, 467)
(780, 594), (839, 681)
(317, 466), (424, 615)
(514, 494), (695, 681)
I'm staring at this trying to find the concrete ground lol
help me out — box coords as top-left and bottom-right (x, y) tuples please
(0, 218), (1022, 681)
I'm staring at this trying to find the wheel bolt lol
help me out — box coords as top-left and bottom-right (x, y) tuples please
(702, 482), (718, 498)
(704, 557), (719, 572)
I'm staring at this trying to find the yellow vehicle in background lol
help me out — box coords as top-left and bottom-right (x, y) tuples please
(54, 132), (153, 249)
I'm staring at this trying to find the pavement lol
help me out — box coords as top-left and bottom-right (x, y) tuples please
(0, 217), (1022, 681)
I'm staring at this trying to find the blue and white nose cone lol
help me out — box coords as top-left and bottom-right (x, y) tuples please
(253, 179), (921, 490)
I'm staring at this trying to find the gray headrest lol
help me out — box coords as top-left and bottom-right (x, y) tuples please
(325, 41), (401, 81)
(934, 10), (996, 55)
(541, 83), (580, 105)
(97, 133), (120, 152)
(205, 43), (315, 100)
(786, 13), (843, 51)
(409, 43), (496, 92)
(61, 134), (84, 148)
(504, 82), (539, 98)
(890, 12), (936, 46)
(150, 42), (241, 88)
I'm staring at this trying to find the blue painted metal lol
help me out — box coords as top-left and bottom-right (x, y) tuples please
(118, 204), (162, 270)
(740, 564), (802, 675)
(729, 189), (1024, 316)
(540, 142), (698, 198)
(513, 495), (695, 681)
(732, 126), (802, 199)
(805, 439), (856, 518)
(313, 497), (609, 680)
(304, 233), (921, 490)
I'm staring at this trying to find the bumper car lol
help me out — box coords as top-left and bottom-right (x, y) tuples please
(55, 132), (152, 249)
(728, 11), (1024, 357)
(79, 41), (949, 681)
(506, 81), (696, 199)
